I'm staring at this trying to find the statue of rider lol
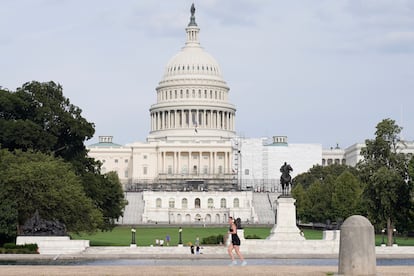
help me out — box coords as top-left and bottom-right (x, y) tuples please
(280, 162), (293, 196)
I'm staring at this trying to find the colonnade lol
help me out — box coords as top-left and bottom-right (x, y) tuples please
(150, 109), (235, 131)
(158, 150), (232, 175)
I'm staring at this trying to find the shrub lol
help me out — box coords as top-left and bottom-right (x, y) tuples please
(202, 234), (224, 245)
(1, 243), (38, 254)
(245, 234), (261, 239)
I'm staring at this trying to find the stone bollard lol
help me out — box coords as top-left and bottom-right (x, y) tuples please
(338, 215), (376, 276)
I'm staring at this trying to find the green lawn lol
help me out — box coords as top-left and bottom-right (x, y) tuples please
(71, 226), (326, 246)
(71, 226), (414, 247)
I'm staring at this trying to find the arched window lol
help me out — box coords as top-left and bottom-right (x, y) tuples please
(208, 198), (214, 208)
(156, 198), (162, 208)
(233, 198), (240, 208)
(195, 198), (201, 208)
(169, 198), (175, 208)
(182, 198), (188, 209)
(220, 198), (226, 208)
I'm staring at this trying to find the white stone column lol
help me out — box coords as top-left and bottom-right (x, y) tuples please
(212, 152), (216, 174)
(162, 151), (166, 174)
(198, 151), (201, 175)
(150, 113), (153, 131)
(177, 152), (180, 174)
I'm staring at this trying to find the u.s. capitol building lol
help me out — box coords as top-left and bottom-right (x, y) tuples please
(87, 5), (414, 225)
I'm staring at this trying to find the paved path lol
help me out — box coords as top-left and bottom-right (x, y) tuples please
(1, 265), (414, 276)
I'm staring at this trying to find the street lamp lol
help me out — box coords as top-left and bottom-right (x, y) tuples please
(393, 229), (397, 245)
(130, 227), (136, 248)
(178, 227), (183, 247)
(381, 229), (385, 245)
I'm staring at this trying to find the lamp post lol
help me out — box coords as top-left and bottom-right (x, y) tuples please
(381, 229), (385, 246)
(178, 227), (183, 247)
(130, 227), (136, 248)
(393, 229), (397, 246)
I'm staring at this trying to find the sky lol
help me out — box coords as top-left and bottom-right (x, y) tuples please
(1, 0), (414, 149)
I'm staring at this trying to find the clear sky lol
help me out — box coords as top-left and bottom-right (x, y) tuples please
(2, 0), (413, 149)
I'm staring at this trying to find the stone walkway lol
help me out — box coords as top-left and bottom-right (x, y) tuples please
(1, 265), (414, 276)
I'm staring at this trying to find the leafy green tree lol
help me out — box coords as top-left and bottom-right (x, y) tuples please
(0, 149), (103, 236)
(0, 82), (95, 159)
(0, 189), (18, 245)
(80, 171), (127, 230)
(331, 171), (364, 221)
(359, 118), (413, 245)
(306, 180), (326, 223)
(1, 82), (126, 231)
(293, 164), (360, 224)
(293, 164), (358, 190)
(291, 183), (309, 222)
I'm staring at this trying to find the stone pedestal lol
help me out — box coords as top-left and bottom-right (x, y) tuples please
(267, 196), (305, 241)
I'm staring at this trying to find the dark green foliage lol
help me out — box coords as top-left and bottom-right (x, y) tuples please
(201, 234), (224, 245)
(292, 165), (363, 224)
(0, 149), (103, 233)
(0, 82), (126, 237)
(0, 82), (94, 160)
(358, 118), (413, 245)
(245, 234), (261, 239)
(1, 243), (38, 254)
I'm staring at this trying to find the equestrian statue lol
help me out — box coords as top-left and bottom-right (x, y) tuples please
(280, 162), (293, 196)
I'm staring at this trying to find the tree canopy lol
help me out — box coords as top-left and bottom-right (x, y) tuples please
(292, 164), (364, 225)
(0, 81), (126, 242)
(0, 150), (102, 234)
(358, 118), (413, 245)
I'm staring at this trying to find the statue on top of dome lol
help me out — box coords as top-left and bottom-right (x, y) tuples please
(188, 3), (197, 26)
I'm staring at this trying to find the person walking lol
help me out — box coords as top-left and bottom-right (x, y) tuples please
(227, 216), (246, 266)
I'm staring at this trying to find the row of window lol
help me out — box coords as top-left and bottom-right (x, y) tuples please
(167, 64), (218, 73)
(158, 88), (226, 101)
(101, 159), (129, 164)
(322, 158), (346, 166)
(156, 197), (240, 209)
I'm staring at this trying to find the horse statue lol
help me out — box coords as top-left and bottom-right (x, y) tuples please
(280, 162), (293, 196)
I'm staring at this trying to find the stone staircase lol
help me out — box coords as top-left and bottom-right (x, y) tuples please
(118, 192), (145, 225)
(252, 192), (277, 224)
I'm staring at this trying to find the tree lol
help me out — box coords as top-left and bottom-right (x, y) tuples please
(359, 118), (413, 245)
(0, 149), (103, 236)
(293, 164), (358, 190)
(293, 164), (360, 224)
(0, 82), (126, 232)
(0, 81), (95, 161)
(331, 171), (364, 221)
(80, 171), (127, 231)
(291, 183), (309, 222)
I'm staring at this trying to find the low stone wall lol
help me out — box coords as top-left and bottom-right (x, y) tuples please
(16, 236), (89, 254)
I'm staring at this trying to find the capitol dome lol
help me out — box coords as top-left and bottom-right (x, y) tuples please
(149, 4), (236, 141)
(162, 47), (224, 82)
(158, 5), (226, 86)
